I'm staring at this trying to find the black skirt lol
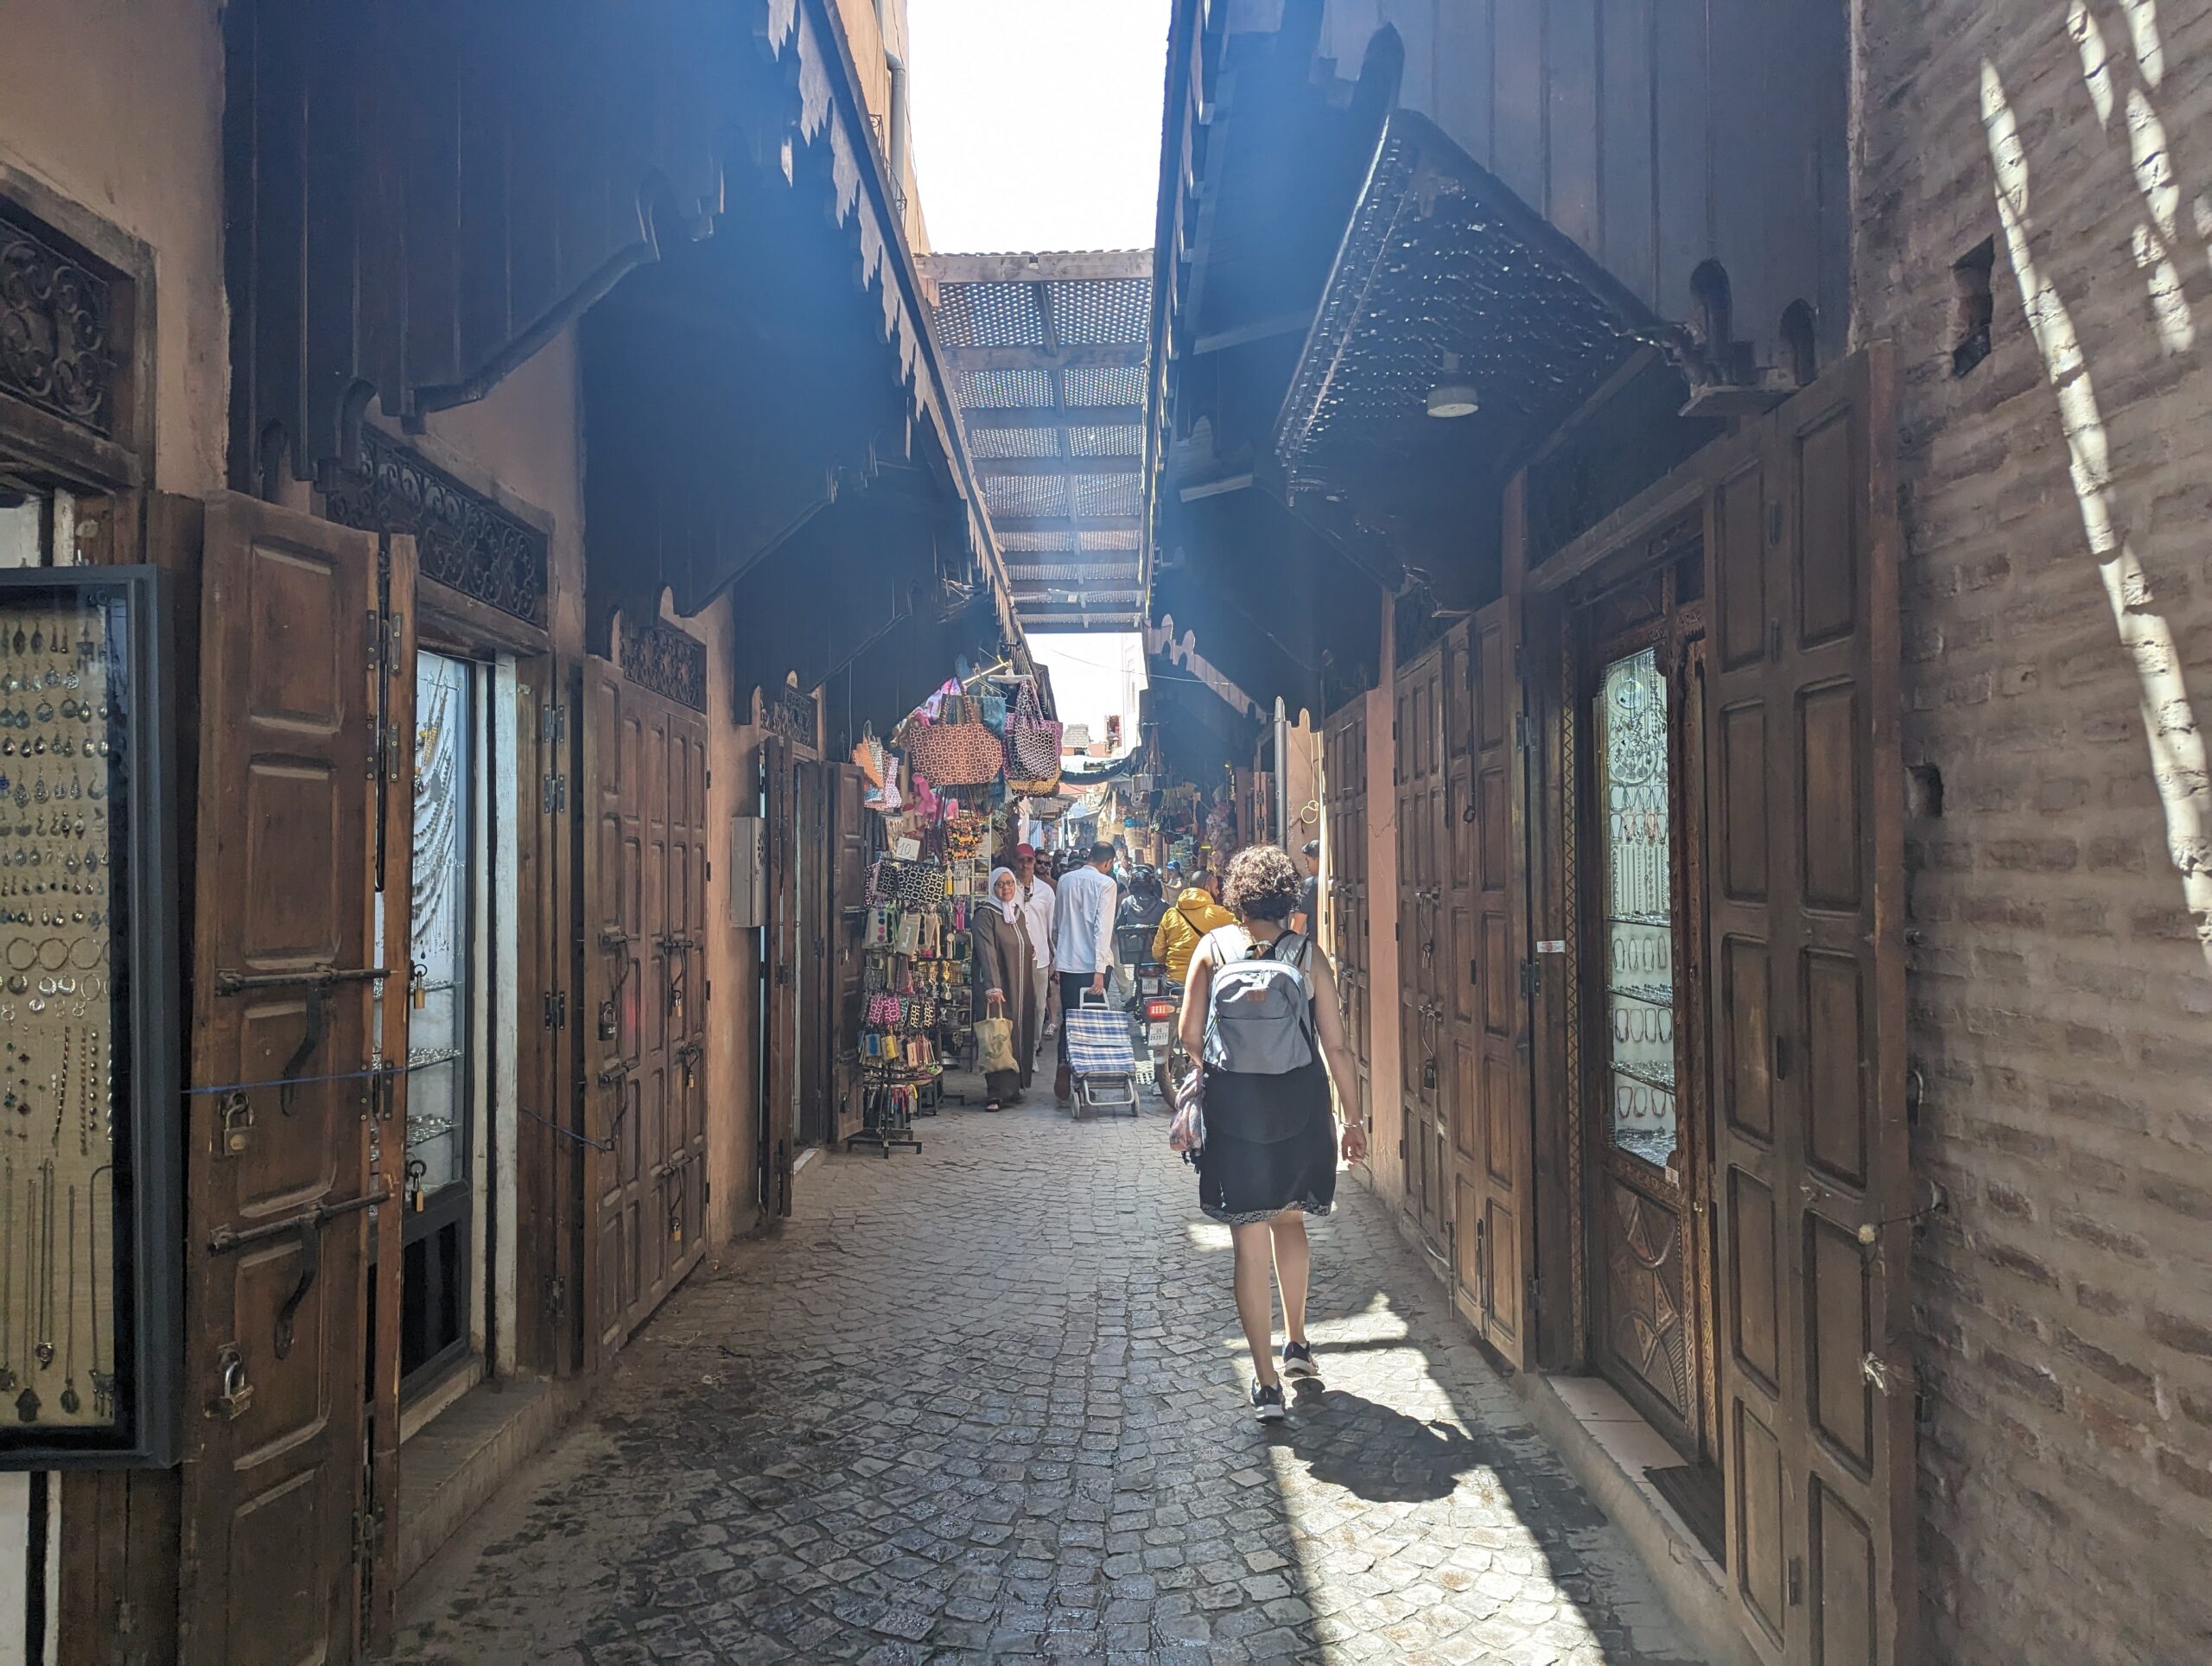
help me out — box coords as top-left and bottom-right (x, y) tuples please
(1196, 1058), (1338, 1226)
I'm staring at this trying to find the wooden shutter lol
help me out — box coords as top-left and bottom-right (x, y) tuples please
(1707, 347), (1910, 1665)
(182, 495), (386, 1666)
(668, 701), (709, 1288)
(1452, 596), (1535, 1367)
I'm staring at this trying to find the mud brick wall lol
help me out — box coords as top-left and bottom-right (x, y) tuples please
(1858, 0), (2212, 1658)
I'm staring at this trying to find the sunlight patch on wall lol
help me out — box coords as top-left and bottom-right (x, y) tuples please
(1982, 56), (2212, 958)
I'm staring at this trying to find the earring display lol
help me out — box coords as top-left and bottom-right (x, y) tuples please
(0, 569), (179, 1469)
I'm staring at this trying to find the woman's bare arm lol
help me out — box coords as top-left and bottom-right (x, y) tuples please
(1178, 935), (1214, 1061)
(1305, 949), (1370, 1161)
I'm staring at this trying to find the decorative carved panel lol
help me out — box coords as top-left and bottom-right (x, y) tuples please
(763, 684), (818, 748)
(322, 429), (549, 625)
(620, 620), (707, 712)
(0, 201), (119, 438)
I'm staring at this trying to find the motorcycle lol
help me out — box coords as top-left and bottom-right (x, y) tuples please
(1129, 958), (1183, 1101)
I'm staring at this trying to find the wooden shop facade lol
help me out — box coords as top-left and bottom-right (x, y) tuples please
(0, 1), (1025, 1661)
(1147, 6), (1908, 1665)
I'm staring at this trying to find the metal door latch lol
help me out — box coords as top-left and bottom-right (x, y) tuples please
(210, 1345), (253, 1421)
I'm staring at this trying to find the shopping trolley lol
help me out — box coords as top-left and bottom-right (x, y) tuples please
(1064, 988), (1139, 1118)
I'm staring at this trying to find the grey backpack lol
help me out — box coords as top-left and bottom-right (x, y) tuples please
(1200, 927), (1316, 1076)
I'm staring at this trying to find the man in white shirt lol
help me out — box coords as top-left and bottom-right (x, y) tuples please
(1050, 841), (1121, 1103)
(1009, 843), (1056, 1049)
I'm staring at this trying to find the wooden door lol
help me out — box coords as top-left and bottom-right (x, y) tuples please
(795, 759), (833, 1147)
(182, 496), (400, 1666)
(1393, 643), (1448, 1259)
(1583, 588), (1715, 1460)
(659, 693), (709, 1297)
(1321, 706), (1370, 1135)
(1451, 599), (1535, 1366)
(582, 658), (707, 1353)
(830, 765), (872, 1142)
(1707, 349), (1909, 1664)
(582, 658), (639, 1361)
(760, 735), (798, 1214)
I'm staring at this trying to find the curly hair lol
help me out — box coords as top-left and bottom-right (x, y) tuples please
(1221, 843), (1300, 922)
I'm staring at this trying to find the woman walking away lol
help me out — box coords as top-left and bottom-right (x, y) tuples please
(973, 867), (1038, 1110)
(1179, 844), (1367, 1421)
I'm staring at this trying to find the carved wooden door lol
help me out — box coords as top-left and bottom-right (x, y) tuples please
(1394, 642), (1448, 1259)
(1321, 705), (1370, 1137)
(830, 765), (872, 1143)
(760, 735), (798, 1214)
(1452, 599), (1535, 1366)
(1582, 575), (1715, 1462)
(182, 496), (409, 1666)
(1707, 349), (1909, 1664)
(795, 759), (833, 1147)
(582, 658), (706, 1352)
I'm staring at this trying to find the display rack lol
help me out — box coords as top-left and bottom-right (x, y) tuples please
(0, 569), (180, 1470)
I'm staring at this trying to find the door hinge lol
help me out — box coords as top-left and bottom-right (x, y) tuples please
(1512, 642), (1524, 681)
(387, 612), (404, 668)
(544, 1275), (566, 1322)
(1514, 711), (1532, 752)
(543, 989), (568, 1030)
(1787, 1555), (1803, 1606)
(1520, 960), (1541, 997)
(351, 1504), (385, 1567)
(365, 608), (381, 671)
(542, 703), (568, 744)
(542, 774), (568, 813)
(1773, 1033), (1793, 1081)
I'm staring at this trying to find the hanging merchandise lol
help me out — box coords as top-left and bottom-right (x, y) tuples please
(1005, 681), (1063, 788)
(852, 724), (888, 788)
(904, 701), (1004, 787)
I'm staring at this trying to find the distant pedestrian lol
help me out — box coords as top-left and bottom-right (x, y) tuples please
(1050, 840), (1120, 1104)
(1292, 838), (1320, 936)
(972, 866), (1038, 1111)
(1008, 843), (1056, 1046)
(1179, 843), (1367, 1421)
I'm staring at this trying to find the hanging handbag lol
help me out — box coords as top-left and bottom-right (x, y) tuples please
(1167, 1067), (1206, 1162)
(906, 706), (1004, 786)
(1006, 682), (1063, 779)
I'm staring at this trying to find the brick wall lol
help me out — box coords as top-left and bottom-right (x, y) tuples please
(1859, 0), (2212, 1658)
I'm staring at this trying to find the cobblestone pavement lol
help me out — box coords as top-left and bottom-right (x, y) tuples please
(393, 1086), (1696, 1664)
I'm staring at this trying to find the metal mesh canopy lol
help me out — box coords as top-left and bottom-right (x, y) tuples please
(925, 251), (1152, 632)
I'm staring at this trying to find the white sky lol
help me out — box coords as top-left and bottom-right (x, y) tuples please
(907, 0), (1169, 748)
(906, 0), (1173, 253)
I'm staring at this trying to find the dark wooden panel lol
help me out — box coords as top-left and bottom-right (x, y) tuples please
(1719, 701), (1768, 902)
(1800, 682), (1862, 910)
(1491, 0), (1548, 209)
(1807, 1213), (1873, 1472)
(1734, 1400), (1789, 1649)
(1714, 461), (1765, 671)
(1813, 1478), (1878, 1666)
(1803, 949), (1867, 1186)
(1721, 934), (1773, 1142)
(1599, 0), (1657, 302)
(1482, 912), (1511, 1037)
(1797, 405), (1858, 645)
(1547, 0), (1601, 256)
(1728, 1166), (1780, 1392)
(1479, 764), (1509, 887)
(1484, 1053), (1516, 1186)
(1650, 0), (1711, 323)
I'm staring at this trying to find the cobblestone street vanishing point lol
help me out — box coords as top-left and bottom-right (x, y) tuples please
(392, 1090), (1696, 1664)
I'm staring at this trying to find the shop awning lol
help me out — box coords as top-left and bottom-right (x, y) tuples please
(1271, 107), (1657, 596)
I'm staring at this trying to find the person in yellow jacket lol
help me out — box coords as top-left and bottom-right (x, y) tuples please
(1152, 872), (1235, 984)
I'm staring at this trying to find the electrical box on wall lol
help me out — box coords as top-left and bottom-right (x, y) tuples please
(728, 816), (766, 928)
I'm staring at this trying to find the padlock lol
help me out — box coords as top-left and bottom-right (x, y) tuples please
(410, 960), (429, 1012)
(1422, 1056), (1439, 1091)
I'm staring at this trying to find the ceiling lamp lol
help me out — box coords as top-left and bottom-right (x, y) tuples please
(1426, 351), (1478, 419)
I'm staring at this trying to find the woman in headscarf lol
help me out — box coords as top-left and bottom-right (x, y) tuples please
(972, 865), (1038, 1110)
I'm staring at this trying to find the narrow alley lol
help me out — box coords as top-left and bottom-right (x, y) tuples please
(391, 1088), (1690, 1665)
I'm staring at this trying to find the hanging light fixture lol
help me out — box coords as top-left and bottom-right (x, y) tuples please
(1426, 349), (1478, 419)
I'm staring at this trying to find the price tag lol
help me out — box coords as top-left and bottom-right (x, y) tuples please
(894, 836), (921, 861)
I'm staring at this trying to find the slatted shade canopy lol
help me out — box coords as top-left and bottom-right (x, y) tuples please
(925, 252), (1152, 633)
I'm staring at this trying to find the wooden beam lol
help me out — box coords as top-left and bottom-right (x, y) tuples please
(1177, 472), (1255, 501)
(961, 406), (1144, 430)
(945, 343), (1148, 372)
(1192, 310), (1313, 355)
(974, 454), (1143, 477)
(921, 250), (1152, 283)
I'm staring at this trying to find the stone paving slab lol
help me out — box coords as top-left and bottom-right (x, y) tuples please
(391, 1088), (1698, 1664)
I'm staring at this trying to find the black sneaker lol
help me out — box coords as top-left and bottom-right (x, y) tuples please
(1251, 1381), (1287, 1422)
(1281, 1339), (1318, 1380)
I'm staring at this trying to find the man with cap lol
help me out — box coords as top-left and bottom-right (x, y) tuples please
(1007, 843), (1057, 1049)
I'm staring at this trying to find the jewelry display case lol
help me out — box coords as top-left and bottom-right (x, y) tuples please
(0, 566), (179, 1467)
